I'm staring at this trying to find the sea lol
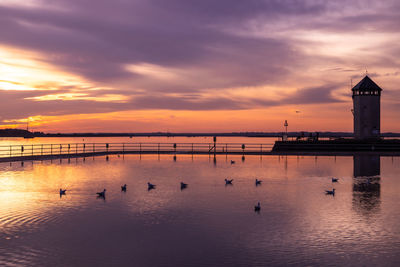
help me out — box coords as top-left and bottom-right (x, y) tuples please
(0, 137), (399, 266)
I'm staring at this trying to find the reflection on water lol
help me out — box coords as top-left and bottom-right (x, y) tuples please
(0, 154), (400, 266)
(353, 155), (381, 216)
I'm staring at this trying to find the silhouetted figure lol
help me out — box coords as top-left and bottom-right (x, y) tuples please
(121, 184), (127, 192)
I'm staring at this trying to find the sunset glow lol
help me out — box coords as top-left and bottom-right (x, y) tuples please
(0, 0), (399, 132)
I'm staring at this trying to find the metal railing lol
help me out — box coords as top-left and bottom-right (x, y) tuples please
(0, 142), (275, 159)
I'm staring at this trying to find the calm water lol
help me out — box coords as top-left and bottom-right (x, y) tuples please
(0, 154), (400, 266)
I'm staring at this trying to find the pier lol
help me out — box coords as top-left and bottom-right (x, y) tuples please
(0, 142), (275, 162)
(2, 142), (400, 163)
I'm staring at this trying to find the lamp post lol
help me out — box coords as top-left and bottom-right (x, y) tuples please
(283, 120), (288, 141)
(284, 120), (288, 134)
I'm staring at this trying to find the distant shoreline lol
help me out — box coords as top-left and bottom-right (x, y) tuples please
(1, 129), (400, 138)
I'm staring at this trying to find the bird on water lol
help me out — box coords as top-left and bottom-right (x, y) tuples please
(59, 189), (67, 195)
(230, 160), (235, 164)
(121, 184), (127, 191)
(225, 178), (233, 185)
(148, 182), (156, 190)
(254, 202), (261, 212)
(180, 182), (188, 190)
(255, 179), (262, 186)
(332, 178), (339, 183)
(96, 189), (106, 198)
(325, 188), (335, 195)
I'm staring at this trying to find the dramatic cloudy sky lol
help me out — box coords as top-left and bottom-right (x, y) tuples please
(0, 0), (399, 132)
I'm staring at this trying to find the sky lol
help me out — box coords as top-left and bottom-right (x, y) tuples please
(0, 0), (399, 133)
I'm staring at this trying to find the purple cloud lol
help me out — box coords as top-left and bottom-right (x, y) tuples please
(0, 0), (399, 124)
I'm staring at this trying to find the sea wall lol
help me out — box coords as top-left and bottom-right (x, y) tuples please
(272, 139), (400, 152)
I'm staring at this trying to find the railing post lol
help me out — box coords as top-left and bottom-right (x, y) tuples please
(140, 143), (142, 154)
(50, 144), (53, 155)
(60, 145), (62, 155)
(41, 144), (43, 156)
(226, 144), (228, 154)
(32, 145), (33, 156)
(21, 145), (24, 156)
(260, 144), (262, 154)
(123, 143), (125, 154)
(192, 143), (193, 154)
(9, 146), (11, 157)
(93, 143), (95, 153)
(158, 143), (160, 154)
(83, 143), (86, 153)
(76, 144), (78, 154)
(68, 144), (70, 154)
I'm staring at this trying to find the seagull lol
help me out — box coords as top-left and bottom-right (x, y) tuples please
(332, 178), (339, 183)
(230, 160), (235, 164)
(148, 182), (156, 190)
(121, 184), (127, 191)
(325, 188), (335, 195)
(96, 189), (106, 198)
(180, 182), (188, 190)
(59, 189), (67, 195)
(254, 202), (261, 212)
(255, 179), (262, 186)
(225, 178), (233, 185)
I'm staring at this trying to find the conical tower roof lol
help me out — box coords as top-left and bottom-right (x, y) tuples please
(352, 75), (382, 92)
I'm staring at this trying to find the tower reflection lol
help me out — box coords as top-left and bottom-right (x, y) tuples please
(352, 155), (381, 215)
